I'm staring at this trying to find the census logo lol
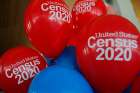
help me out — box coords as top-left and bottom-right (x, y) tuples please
(88, 32), (138, 62)
(41, 1), (72, 23)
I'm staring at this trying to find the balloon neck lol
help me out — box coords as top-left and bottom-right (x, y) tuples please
(45, 57), (54, 66)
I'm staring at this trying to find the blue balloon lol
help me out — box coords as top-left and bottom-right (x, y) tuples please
(28, 66), (94, 93)
(55, 46), (79, 70)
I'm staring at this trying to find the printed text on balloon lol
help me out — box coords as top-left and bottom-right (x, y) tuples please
(88, 32), (138, 62)
(41, 2), (72, 23)
(4, 56), (41, 85)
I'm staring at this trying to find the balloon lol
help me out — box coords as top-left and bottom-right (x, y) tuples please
(55, 46), (78, 70)
(130, 75), (140, 93)
(24, 0), (74, 59)
(69, 0), (107, 47)
(76, 15), (140, 93)
(0, 46), (47, 93)
(124, 73), (140, 93)
(45, 57), (54, 66)
(29, 66), (94, 93)
(72, 0), (107, 31)
(123, 85), (131, 93)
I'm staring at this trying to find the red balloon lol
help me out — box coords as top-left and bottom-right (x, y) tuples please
(130, 75), (140, 93)
(69, 0), (107, 47)
(76, 15), (140, 93)
(24, 0), (73, 59)
(72, 0), (107, 31)
(0, 46), (47, 93)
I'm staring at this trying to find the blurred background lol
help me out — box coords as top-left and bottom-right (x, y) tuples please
(0, 0), (139, 56)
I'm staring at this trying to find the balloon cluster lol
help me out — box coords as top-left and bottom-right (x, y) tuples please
(0, 0), (140, 93)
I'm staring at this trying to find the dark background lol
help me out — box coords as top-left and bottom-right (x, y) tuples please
(0, 0), (31, 56)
